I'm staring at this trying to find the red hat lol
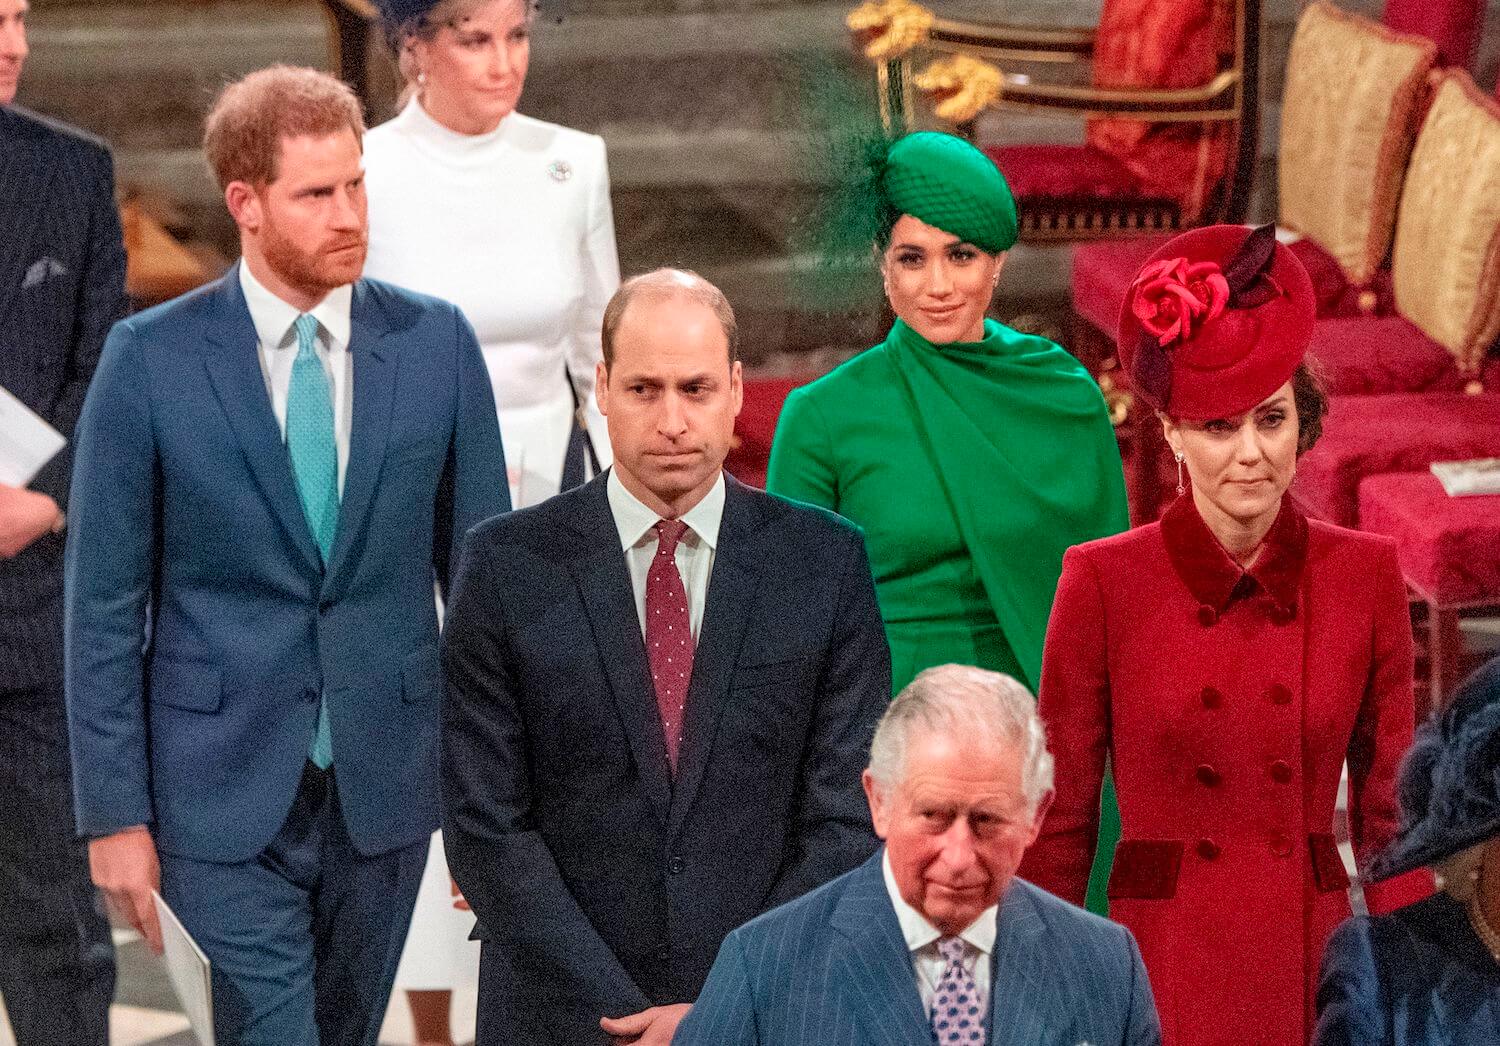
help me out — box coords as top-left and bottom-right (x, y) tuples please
(1116, 224), (1315, 420)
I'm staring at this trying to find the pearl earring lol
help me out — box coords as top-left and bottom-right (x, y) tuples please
(1175, 452), (1186, 496)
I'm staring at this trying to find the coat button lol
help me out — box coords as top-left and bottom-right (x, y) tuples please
(1269, 832), (1293, 857)
(1194, 764), (1221, 787)
(1270, 605), (1296, 625)
(1269, 759), (1294, 784)
(668, 855), (685, 875)
(1196, 838), (1220, 860)
(1266, 683), (1292, 706)
(1197, 605), (1217, 626)
(656, 947), (670, 961)
(1200, 686), (1223, 709)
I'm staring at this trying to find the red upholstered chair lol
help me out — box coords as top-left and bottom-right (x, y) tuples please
(1383, 0), (1483, 70)
(852, 0), (1259, 241)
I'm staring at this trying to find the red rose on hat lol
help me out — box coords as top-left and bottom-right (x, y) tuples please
(1130, 258), (1230, 346)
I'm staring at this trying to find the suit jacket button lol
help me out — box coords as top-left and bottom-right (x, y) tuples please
(1194, 764), (1221, 787)
(655, 947), (670, 962)
(1200, 686), (1223, 709)
(1196, 838), (1220, 860)
(668, 855), (684, 875)
(1266, 683), (1293, 705)
(1197, 605), (1217, 626)
(1269, 759), (1294, 784)
(1269, 832), (1293, 857)
(303, 687), (319, 704)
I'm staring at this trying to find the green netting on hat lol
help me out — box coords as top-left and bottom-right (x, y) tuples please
(883, 131), (1017, 254)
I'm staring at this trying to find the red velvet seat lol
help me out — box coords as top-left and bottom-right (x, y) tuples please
(1292, 393), (1500, 526)
(1359, 470), (1500, 606)
(1382, 0), (1482, 69)
(1307, 317), (1500, 395)
(725, 376), (812, 489)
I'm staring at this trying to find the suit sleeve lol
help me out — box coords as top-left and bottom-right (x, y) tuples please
(441, 535), (650, 1019)
(671, 931), (761, 1045)
(30, 142), (128, 508)
(1350, 541), (1432, 913)
(1121, 927), (1163, 1046)
(765, 387), (838, 511)
(1311, 918), (1385, 1046)
(767, 526), (888, 907)
(1019, 545), (1110, 907)
(434, 307), (508, 596)
(64, 321), (157, 836)
(569, 137), (619, 467)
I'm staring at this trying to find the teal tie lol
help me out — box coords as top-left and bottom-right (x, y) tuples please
(287, 313), (338, 768)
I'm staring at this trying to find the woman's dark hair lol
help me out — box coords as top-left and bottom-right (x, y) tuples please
(1292, 358), (1329, 456)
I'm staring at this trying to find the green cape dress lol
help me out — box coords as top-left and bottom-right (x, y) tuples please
(767, 317), (1129, 912)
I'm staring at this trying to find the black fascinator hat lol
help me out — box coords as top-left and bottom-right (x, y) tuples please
(372, 0), (441, 30)
(1366, 656), (1500, 882)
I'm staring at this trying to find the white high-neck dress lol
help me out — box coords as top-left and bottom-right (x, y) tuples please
(363, 99), (620, 996)
(364, 98), (619, 509)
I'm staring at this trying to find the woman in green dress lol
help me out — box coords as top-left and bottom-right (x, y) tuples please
(766, 131), (1129, 908)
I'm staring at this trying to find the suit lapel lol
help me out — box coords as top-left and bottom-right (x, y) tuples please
(322, 281), (396, 596)
(0, 111), (60, 324)
(987, 883), (1064, 1046)
(568, 478), (673, 828)
(831, 852), (932, 1045)
(201, 270), (323, 575)
(667, 477), (763, 838)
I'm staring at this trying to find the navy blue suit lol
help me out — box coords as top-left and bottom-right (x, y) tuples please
(442, 473), (890, 1045)
(65, 268), (508, 1044)
(1315, 892), (1500, 1046)
(675, 851), (1162, 1046)
(0, 103), (125, 1046)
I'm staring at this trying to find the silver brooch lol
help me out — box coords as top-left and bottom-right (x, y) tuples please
(548, 160), (573, 182)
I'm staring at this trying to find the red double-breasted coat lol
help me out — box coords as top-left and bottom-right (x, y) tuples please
(1020, 495), (1430, 1046)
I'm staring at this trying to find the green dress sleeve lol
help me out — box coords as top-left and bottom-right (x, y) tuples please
(766, 386), (838, 512)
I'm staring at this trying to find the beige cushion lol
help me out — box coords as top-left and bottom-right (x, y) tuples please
(1392, 72), (1500, 375)
(1278, 2), (1435, 286)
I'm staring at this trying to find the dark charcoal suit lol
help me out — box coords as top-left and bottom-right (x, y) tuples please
(442, 472), (891, 1045)
(0, 103), (125, 1046)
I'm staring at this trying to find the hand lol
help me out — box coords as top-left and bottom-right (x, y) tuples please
(0, 485), (62, 558)
(600, 1003), (691, 1045)
(89, 825), (163, 954)
(450, 875), (470, 911)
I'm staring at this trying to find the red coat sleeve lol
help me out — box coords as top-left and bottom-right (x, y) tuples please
(1021, 544), (1110, 906)
(1350, 540), (1433, 912)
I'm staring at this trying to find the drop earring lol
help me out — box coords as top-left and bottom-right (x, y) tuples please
(1175, 452), (1186, 496)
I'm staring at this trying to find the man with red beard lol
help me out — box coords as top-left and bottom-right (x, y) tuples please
(64, 65), (507, 1046)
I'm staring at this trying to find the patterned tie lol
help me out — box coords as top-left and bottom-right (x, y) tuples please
(646, 519), (694, 772)
(931, 936), (985, 1045)
(287, 313), (339, 768)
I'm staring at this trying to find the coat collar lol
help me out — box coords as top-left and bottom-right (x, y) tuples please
(1161, 493), (1307, 616)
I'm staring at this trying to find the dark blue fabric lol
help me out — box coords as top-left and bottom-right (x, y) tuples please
(1315, 892), (1500, 1046)
(0, 103), (124, 1045)
(0, 105), (126, 691)
(442, 473), (892, 1045)
(674, 851), (1162, 1046)
(159, 765), (425, 1046)
(64, 268), (509, 864)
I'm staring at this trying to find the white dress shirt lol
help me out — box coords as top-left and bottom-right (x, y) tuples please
(238, 261), (354, 494)
(883, 849), (996, 1019)
(607, 469), (725, 642)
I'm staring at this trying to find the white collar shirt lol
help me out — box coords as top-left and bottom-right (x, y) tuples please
(607, 469), (725, 642)
(883, 849), (996, 1019)
(238, 261), (355, 494)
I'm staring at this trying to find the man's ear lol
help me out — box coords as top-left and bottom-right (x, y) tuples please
(594, 360), (609, 416)
(862, 769), (890, 841)
(224, 180), (262, 233)
(1024, 789), (1055, 848)
(730, 359), (743, 418)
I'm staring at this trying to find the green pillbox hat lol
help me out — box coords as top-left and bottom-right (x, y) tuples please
(882, 131), (1018, 254)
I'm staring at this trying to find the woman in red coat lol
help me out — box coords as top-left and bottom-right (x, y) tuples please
(1020, 225), (1430, 1046)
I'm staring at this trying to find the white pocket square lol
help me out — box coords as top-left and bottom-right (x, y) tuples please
(22, 256), (69, 290)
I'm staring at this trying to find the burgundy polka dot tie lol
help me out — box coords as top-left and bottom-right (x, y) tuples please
(931, 936), (985, 1045)
(646, 519), (694, 773)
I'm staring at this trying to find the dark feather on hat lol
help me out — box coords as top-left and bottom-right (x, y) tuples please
(1224, 224), (1280, 309)
(1133, 334), (1173, 410)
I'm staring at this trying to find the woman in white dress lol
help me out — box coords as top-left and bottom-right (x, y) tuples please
(365, 2), (620, 1042)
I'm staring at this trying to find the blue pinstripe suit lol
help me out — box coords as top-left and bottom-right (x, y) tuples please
(0, 103), (124, 1046)
(675, 850), (1161, 1046)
